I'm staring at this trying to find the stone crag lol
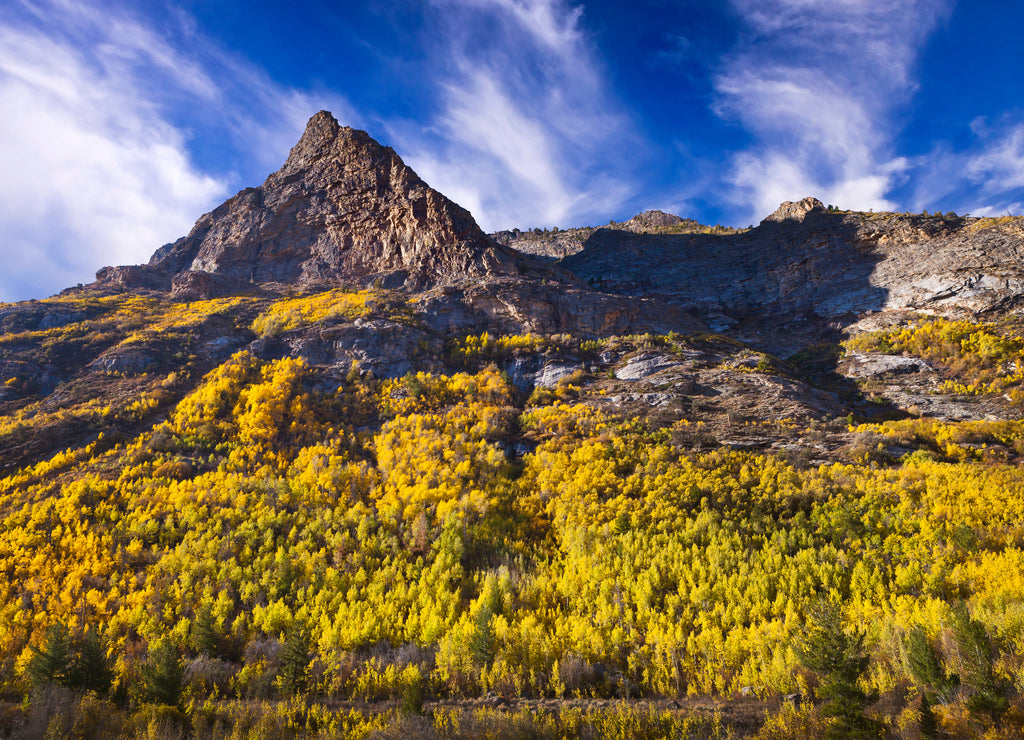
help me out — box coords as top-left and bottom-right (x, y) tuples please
(6, 111), (1024, 471)
(97, 111), (547, 298)
(93, 113), (1024, 345)
(561, 198), (1024, 323)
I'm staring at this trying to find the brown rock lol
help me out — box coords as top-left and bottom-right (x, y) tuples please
(761, 197), (825, 224)
(562, 204), (1024, 321)
(100, 111), (544, 294)
(624, 210), (688, 230)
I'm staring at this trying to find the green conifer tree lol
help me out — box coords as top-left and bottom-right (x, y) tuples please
(918, 693), (939, 740)
(190, 602), (220, 657)
(68, 628), (112, 695)
(903, 625), (957, 703)
(278, 621), (310, 696)
(141, 638), (184, 707)
(469, 578), (501, 669)
(949, 603), (1009, 727)
(796, 598), (882, 740)
(26, 623), (71, 690)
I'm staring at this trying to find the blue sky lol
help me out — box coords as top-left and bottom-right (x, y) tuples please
(1, 0), (1023, 301)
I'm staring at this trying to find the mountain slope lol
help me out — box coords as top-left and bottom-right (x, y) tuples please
(2, 112), (1024, 737)
(561, 197), (1024, 318)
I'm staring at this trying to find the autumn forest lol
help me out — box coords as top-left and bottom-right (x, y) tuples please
(0, 286), (1023, 739)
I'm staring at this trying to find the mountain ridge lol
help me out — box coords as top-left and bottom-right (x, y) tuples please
(85, 111), (1024, 349)
(6, 110), (1024, 456)
(4, 111), (1024, 737)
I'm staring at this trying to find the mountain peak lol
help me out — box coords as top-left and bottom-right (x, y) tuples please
(278, 110), (344, 172)
(624, 210), (687, 230)
(301, 109), (342, 145)
(98, 110), (538, 296)
(274, 111), (395, 182)
(762, 196), (825, 224)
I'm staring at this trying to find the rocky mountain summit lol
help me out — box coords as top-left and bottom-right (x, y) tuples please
(89, 112), (1024, 339)
(4, 110), (1024, 471)
(96, 111), (538, 297)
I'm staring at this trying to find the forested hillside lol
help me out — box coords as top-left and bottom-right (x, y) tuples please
(3, 112), (1024, 738)
(2, 286), (1024, 738)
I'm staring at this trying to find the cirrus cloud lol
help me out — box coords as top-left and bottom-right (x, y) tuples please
(0, 0), (354, 302)
(389, 0), (637, 231)
(715, 0), (951, 221)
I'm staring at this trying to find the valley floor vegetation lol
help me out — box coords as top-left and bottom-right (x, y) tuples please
(2, 291), (1024, 738)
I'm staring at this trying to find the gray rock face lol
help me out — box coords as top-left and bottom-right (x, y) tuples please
(202, 336), (245, 358)
(561, 206), (1024, 319)
(607, 392), (677, 407)
(615, 354), (679, 380)
(533, 362), (583, 388)
(251, 318), (442, 379)
(38, 312), (84, 330)
(414, 280), (703, 338)
(89, 349), (156, 375)
(839, 353), (934, 378)
(97, 111), (542, 296)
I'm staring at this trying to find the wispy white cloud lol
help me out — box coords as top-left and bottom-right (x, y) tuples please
(0, 0), (626, 301)
(715, 0), (951, 221)
(965, 123), (1024, 193)
(908, 118), (1024, 217)
(0, 16), (223, 301)
(389, 0), (636, 230)
(0, 0), (353, 301)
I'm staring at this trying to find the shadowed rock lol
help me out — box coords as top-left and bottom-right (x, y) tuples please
(561, 205), (1024, 319)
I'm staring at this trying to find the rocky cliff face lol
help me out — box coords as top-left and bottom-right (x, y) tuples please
(8, 111), (1024, 472)
(92, 111), (1024, 341)
(562, 198), (1024, 321)
(97, 111), (536, 297)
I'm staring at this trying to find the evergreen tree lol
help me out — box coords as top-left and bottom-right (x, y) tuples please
(903, 625), (957, 702)
(949, 603), (1009, 727)
(141, 638), (184, 707)
(26, 623), (71, 689)
(796, 598), (881, 740)
(190, 602), (220, 657)
(918, 693), (939, 740)
(401, 675), (425, 716)
(469, 603), (495, 668)
(68, 628), (112, 695)
(278, 621), (310, 695)
(469, 578), (501, 669)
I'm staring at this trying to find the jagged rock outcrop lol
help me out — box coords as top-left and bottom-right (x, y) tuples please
(624, 210), (688, 230)
(490, 210), (732, 261)
(96, 111), (541, 296)
(490, 228), (591, 261)
(85, 109), (1024, 345)
(562, 205), (1024, 319)
(839, 353), (933, 378)
(414, 279), (702, 337)
(761, 197), (825, 224)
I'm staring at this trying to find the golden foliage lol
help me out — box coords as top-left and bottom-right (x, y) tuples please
(1, 347), (1024, 731)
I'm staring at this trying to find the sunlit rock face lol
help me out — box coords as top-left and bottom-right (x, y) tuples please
(100, 111), (536, 297)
